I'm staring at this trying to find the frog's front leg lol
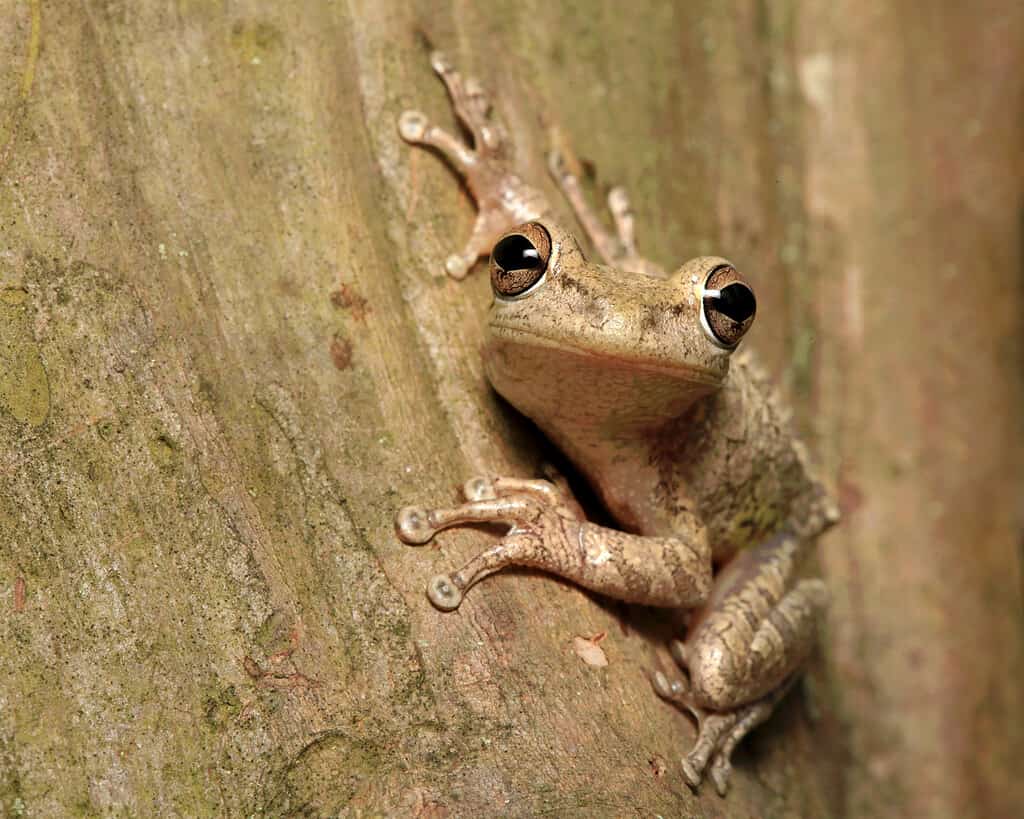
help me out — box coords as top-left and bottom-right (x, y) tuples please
(398, 52), (550, 279)
(651, 532), (828, 795)
(395, 475), (712, 611)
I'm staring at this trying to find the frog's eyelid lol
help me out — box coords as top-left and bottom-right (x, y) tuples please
(699, 304), (736, 351)
(494, 270), (548, 302)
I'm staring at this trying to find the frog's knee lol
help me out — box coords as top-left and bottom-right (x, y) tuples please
(687, 639), (746, 711)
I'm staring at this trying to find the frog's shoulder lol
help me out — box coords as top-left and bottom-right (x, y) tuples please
(670, 348), (838, 554)
(716, 348), (791, 438)
(727, 349), (839, 539)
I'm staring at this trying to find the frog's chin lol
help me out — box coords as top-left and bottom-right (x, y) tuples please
(485, 323), (730, 387)
(483, 326), (726, 437)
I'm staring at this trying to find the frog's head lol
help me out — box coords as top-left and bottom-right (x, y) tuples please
(482, 220), (756, 438)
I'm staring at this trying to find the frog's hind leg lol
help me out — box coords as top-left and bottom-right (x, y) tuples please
(652, 532), (827, 794)
(547, 148), (666, 278)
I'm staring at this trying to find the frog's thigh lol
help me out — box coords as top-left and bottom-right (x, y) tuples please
(685, 534), (827, 711)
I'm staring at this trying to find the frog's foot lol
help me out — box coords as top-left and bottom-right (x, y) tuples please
(652, 664), (787, 796)
(547, 148), (666, 278)
(395, 475), (583, 610)
(399, 52), (550, 279)
(652, 533), (828, 794)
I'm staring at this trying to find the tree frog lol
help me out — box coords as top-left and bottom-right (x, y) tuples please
(394, 52), (839, 796)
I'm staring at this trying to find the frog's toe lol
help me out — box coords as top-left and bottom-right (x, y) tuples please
(427, 574), (463, 611)
(547, 148), (568, 178)
(444, 253), (473, 280)
(651, 670), (675, 699)
(430, 50), (453, 75)
(398, 110), (429, 142)
(478, 123), (503, 151)
(607, 186), (637, 240)
(710, 754), (732, 797)
(670, 637), (689, 669)
(607, 185), (629, 212)
(681, 756), (704, 792)
(463, 477), (497, 502)
(651, 669), (689, 703)
(395, 506), (437, 544)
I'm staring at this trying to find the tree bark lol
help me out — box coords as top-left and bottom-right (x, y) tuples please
(0, 2), (1020, 817)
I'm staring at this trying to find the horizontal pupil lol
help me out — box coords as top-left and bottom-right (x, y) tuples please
(494, 234), (542, 270)
(713, 283), (756, 322)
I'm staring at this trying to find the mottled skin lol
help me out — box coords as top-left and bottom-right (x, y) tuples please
(394, 53), (838, 796)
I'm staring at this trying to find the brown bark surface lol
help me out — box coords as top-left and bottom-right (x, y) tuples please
(1, 2), (1020, 817)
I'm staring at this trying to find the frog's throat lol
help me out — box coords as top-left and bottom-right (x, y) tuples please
(486, 323), (727, 389)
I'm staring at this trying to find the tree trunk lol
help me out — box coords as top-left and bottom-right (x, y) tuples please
(1, 2), (1020, 817)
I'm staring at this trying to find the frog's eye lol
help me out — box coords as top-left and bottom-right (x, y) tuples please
(490, 222), (552, 299)
(701, 265), (756, 348)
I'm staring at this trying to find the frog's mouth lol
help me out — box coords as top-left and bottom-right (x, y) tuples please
(486, 323), (727, 389)
(484, 323), (724, 438)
